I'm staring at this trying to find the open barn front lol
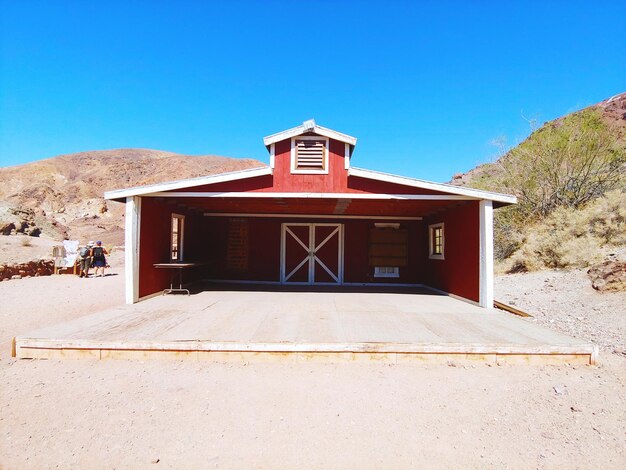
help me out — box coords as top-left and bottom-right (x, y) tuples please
(107, 120), (514, 308)
(131, 193), (486, 306)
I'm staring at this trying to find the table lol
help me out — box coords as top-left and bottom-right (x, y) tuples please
(153, 262), (203, 295)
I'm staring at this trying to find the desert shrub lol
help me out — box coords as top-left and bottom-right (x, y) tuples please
(506, 190), (626, 271)
(467, 107), (625, 263)
(499, 109), (625, 218)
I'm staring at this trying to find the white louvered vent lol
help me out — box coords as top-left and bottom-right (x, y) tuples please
(295, 139), (325, 170)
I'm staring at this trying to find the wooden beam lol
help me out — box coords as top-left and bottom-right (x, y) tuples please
(494, 300), (532, 317)
(148, 191), (475, 201)
(125, 196), (141, 304)
(479, 200), (494, 308)
(203, 213), (422, 220)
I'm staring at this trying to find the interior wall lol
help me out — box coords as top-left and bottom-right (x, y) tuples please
(138, 198), (204, 298)
(138, 202), (477, 298)
(343, 220), (426, 284)
(424, 201), (480, 302)
(203, 217), (282, 281)
(201, 217), (426, 284)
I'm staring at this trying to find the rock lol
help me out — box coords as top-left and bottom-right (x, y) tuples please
(26, 226), (42, 237)
(11, 275), (22, 280)
(553, 385), (568, 396)
(0, 222), (15, 235)
(587, 261), (626, 292)
(14, 221), (28, 233)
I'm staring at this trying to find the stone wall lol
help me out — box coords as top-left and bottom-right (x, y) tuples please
(0, 260), (55, 281)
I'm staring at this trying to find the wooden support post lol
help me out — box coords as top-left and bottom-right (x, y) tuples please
(125, 196), (141, 304)
(479, 199), (494, 308)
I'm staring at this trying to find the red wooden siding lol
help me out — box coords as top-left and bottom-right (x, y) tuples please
(138, 198), (204, 298)
(424, 201), (480, 302)
(343, 220), (426, 284)
(172, 197), (458, 218)
(272, 139), (348, 192)
(203, 218), (281, 282)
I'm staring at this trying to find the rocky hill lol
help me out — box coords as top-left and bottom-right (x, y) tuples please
(0, 149), (264, 245)
(451, 92), (626, 272)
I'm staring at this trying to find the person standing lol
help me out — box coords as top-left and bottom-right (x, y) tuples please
(78, 241), (94, 278)
(91, 241), (109, 277)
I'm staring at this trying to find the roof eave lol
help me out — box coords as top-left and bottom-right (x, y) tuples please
(263, 122), (357, 148)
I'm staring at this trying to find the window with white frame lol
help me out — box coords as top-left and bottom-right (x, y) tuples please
(291, 136), (328, 174)
(429, 223), (444, 260)
(171, 214), (185, 261)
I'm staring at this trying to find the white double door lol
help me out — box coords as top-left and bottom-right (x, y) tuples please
(280, 223), (343, 285)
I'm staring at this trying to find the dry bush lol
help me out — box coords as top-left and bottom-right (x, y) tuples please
(507, 190), (626, 271)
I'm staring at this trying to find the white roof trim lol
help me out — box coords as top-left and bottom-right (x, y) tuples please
(263, 119), (357, 147)
(104, 166), (272, 200)
(348, 167), (517, 204)
(145, 192), (475, 200)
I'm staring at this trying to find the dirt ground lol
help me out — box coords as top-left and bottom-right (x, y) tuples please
(0, 261), (625, 469)
(496, 269), (626, 355)
(0, 234), (122, 267)
(0, 235), (59, 265)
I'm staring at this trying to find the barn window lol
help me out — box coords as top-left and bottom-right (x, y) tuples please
(369, 224), (408, 278)
(291, 137), (329, 174)
(171, 214), (185, 261)
(429, 223), (444, 260)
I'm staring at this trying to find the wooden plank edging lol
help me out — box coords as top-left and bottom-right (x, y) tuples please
(13, 337), (598, 364)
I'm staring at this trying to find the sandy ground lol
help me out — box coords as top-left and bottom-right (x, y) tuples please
(0, 250), (125, 353)
(0, 262), (625, 469)
(0, 235), (59, 265)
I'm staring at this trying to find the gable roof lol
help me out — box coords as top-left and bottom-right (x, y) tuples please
(348, 167), (517, 205)
(104, 163), (516, 205)
(263, 119), (357, 148)
(104, 165), (272, 201)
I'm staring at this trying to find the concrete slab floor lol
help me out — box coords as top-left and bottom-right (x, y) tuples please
(13, 285), (597, 364)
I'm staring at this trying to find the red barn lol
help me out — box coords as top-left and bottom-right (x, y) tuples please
(105, 120), (516, 308)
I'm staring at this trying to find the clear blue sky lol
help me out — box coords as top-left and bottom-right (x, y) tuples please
(1, 1), (624, 182)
